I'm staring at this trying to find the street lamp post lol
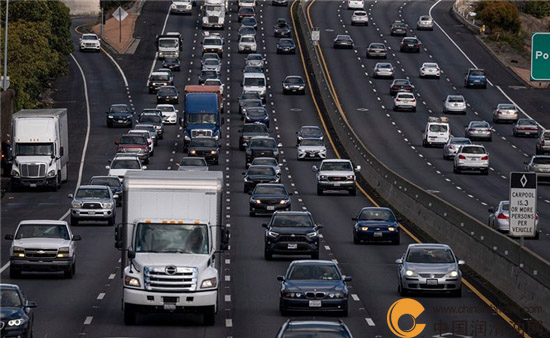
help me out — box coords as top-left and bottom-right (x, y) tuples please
(2, 0), (8, 91)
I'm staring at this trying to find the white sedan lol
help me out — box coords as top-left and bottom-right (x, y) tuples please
(351, 10), (368, 25)
(393, 92), (417, 112)
(156, 104), (178, 124)
(419, 62), (440, 78)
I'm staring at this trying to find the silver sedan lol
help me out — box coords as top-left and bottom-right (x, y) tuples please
(525, 155), (550, 183)
(373, 62), (394, 79)
(443, 95), (466, 114)
(396, 243), (464, 297)
(492, 103), (519, 123)
(442, 137), (472, 160)
(488, 200), (540, 238)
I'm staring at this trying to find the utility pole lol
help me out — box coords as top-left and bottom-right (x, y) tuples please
(2, 0), (9, 91)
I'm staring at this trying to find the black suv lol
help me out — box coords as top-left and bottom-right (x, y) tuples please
(106, 104), (133, 128)
(274, 18), (291, 37)
(187, 137), (220, 165)
(245, 136), (282, 167)
(239, 123), (269, 151)
(263, 211), (321, 260)
(0, 283), (37, 338)
(156, 86), (179, 104)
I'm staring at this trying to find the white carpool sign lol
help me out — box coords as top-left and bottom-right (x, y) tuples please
(509, 172), (537, 238)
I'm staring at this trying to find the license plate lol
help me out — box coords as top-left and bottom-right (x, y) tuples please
(309, 153), (315, 157)
(309, 300), (322, 307)
(30, 184), (37, 188)
(427, 279), (438, 286)
(88, 211), (96, 215)
(267, 206), (275, 211)
(525, 132), (531, 135)
(163, 304), (176, 310)
(373, 232), (383, 237)
(334, 182), (341, 187)
(287, 243), (298, 249)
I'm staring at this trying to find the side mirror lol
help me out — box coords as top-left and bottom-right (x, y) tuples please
(143, 166), (148, 170)
(276, 275), (285, 281)
(316, 224), (324, 229)
(458, 260), (465, 265)
(351, 217), (357, 221)
(72, 234), (82, 241)
(261, 223), (268, 228)
(105, 165), (110, 169)
(277, 143), (283, 148)
(128, 249), (136, 259)
(67, 194), (74, 199)
(355, 166), (361, 172)
(312, 165), (318, 172)
(25, 301), (37, 308)
(114, 141), (120, 145)
(488, 207), (494, 213)
(343, 276), (352, 282)
(4, 234), (14, 240)
(395, 258), (403, 264)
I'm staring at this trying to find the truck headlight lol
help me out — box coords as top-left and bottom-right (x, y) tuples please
(346, 175), (355, 180)
(184, 135), (191, 141)
(47, 170), (56, 178)
(101, 202), (114, 209)
(57, 247), (70, 258)
(125, 276), (141, 287)
(11, 170), (19, 178)
(8, 318), (25, 327)
(201, 277), (217, 289)
(12, 246), (25, 258)
(71, 202), (83, 208)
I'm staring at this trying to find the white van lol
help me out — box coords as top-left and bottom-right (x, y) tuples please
(347, 0), (364, 10)
(422, 117), (451, 147)
(242, 73), (266, 102)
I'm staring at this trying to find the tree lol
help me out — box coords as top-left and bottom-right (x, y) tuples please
(478, 1), (521, 33)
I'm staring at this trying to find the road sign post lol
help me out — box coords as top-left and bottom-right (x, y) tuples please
(311, 28), (320, 47)
(531, 32), (550, 81)
(509, 172), (537, 239)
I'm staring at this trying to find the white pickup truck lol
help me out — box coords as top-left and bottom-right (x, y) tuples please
(5, 220), (81, 279)
(312, 159), (361, 196)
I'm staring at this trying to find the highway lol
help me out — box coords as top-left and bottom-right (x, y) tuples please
(0, 0), (545, 337)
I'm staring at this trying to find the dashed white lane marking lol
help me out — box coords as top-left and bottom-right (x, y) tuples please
(109, 273), (116, 280)
(225, 275), (231, 282)
(324, 245), (331, 250)
(365, 318), (376, 326)
(84, 316), (93, 325)
(225, 259), (231, 264)
(225, 295), (231, 302)
(97, 293), (105, 300)
(351, 294), (360, 301)
(226, 319), (233, 327)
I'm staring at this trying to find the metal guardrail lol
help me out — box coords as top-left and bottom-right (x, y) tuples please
(293, 0), (550, 331)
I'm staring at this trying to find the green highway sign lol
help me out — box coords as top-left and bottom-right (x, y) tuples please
(531, 32), (550, 81)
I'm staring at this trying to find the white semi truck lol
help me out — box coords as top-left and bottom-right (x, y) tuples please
(10, 109), (69, 191)
(115, 170), (227, 325)
(202, 0), (226, 29)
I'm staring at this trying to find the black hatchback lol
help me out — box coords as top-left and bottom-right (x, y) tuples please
(106, 104), (133, 128)
(263, 211), (321, 260)
(0, 284), (37, 338)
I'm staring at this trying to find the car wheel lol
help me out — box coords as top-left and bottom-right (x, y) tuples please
(341, 305), (349, 317)
(124, 303), (138, 325)
(453, 165), (460, 174)
(279, 304), (289, 316)
(107, 121), (113, 128)
(443, 154), (448, 160)
(483, 169), (489, 176)
(398, 283), (408, 296)
(349, 188), (356, 196)
(9, 266), (21, 279)
(452, 288), (462, 297)
(249, 210), (255, 217)
(488, 136), (492, 142)
(412, 107), (417, 112)
(71, 216), (78, 226)
(317, 187), (323, 195)
(513, 131), (517, 137)
(393, 106), (397, 112)
(264, 249), (273, 260)
(311, 251), (319, 259)
(353, 232), (360, 244)
(392, 237), (400, 245)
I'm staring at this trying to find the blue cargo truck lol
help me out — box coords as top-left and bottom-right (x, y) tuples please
(182, 91), (223, 151)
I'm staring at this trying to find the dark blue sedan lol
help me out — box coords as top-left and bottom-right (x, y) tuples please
(277, 260), (350, 316)
(243, 107), (270, 127)
(0, 284), (37, 338)
(352, 207), (400, 244)
(249, 183), (291, 216)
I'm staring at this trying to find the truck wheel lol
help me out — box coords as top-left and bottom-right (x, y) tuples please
(349, 188), (356, 196)
(316, 187), (323, 196)
(9, 266), (21, 279)
(53, 173), (61, 191)
(203, 306), (216, 325)
(108, 216), (116, 226)
(64, 263), (75, 279)
(124, 304), (138, 325)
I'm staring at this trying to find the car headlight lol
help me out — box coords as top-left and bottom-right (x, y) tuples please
(171, 3), (177, 8)
(125, 276), (141, 287)
(267, 230), (279, 237)
(251, 199), (261, 204)
(8, 318), (25, 327)
(298, 86), (305, 89)
(57, 247), (70, 258)
(244, 176), (251, 182)
(108, 115), (114, 119)
(190, 150), (196, 155)
(101, 202), (114, 209)
(306, 231), (318, 238)
(210, 150), (217, 155)
(298, 149), (305, 154)
(71, 202), (83, 208)
(279, 199), (289, 204)
(47, 170), (56, 178)
(283, 292), (303, 298)
(201, 277), (217, 289)
(388, 227), (396, 232)
(298, 136), (303, 140)
(283, 84), (290, 89)
(359, 226), (368, 231)
(12, 246), (25, 258)
(405, 269), (418, 277)
(445, 270), (459, 278)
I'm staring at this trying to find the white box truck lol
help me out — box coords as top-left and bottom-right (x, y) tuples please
(115, 170), (227, 325)
(10, 109), (69, 191)
(155, 33), (182, 59)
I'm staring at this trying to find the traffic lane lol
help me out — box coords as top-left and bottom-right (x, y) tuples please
(430, 0), (550, 128)
(330, 0), (550, 258)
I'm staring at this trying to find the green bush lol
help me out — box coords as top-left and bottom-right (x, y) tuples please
(516, 1), (550, 18)
(0, 0), (72, 110)
(477, 0), (521, 33)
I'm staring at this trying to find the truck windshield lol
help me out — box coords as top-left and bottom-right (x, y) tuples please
(15, 224), (70, 240)
(187, 113), (217, 124)
(135, 223), (209, 254)
(14, 143), (54, 156)
(159, 39), (178, 48)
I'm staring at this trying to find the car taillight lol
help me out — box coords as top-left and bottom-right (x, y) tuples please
(375, 69), (380, 72)
(395, 99), (401, 102)
(392, 85), (398, 89)
(436, 68), (440, 71)
(411, 99), (416, 102)
(406, 86), (412, 90)
(148, 141), (151, 145)
(497, 110), (502, 115)
(458, 155), (466, 159)
(415, 44), (420, 47)
(497, 213), (508, 220)
(481, 155), (488, 160)
(536, 215), (539, 220)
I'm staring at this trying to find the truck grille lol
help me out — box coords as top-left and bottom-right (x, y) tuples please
(278, 235), (308, 243)
(208, 16), (218, 23)
(328, 176), (346, 181)
(83, 202), (102, 209)
(191, 129), (213, 138)
(144, 266), (198, 293)
(25, 248), (58, 259)
(20, 163), (46, 178)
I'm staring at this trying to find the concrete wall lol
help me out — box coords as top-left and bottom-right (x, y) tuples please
(60, 0), (100, 15)
(293, 0), (550, 331)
